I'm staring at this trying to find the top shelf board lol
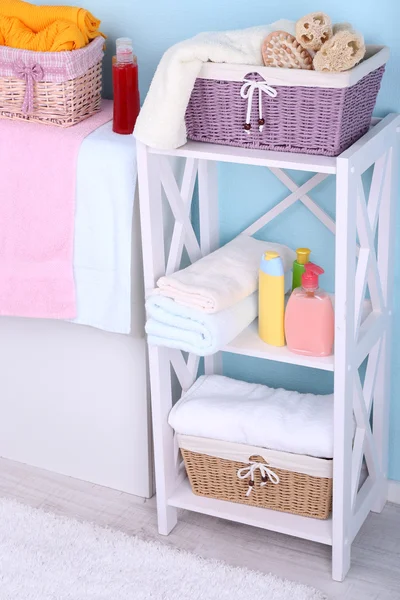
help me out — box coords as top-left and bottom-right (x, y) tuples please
(149, 140), (337, 174)
(146, 117), (400, 175)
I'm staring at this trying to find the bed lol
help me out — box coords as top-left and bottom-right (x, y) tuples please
(0, 123), (152, 498)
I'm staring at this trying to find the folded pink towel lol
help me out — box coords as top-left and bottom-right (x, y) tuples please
(0, 101), (113, 320)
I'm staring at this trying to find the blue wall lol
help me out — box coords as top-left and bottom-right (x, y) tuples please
(38, 0), (400, 478)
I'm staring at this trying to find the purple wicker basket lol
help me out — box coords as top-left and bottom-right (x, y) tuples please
(185, 46), (389, 157)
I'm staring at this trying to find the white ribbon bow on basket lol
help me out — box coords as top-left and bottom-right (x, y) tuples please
(240, 78), (277, 134)
(237, 460), (280, 497)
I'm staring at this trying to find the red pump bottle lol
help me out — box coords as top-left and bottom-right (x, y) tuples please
(112, 38), (140, 135)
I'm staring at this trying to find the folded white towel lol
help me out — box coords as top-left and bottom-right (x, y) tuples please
(156, 235), (295, 313)
(169, 374), (334, 458)
(146, 292), (257, 356)
(134, 20), (295, 149)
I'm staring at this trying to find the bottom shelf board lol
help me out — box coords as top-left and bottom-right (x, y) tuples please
(168, 479), (332, 546)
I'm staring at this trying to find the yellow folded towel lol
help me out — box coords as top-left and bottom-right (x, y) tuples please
(0, 14), (86, 51)
(0, 0), (104, 45)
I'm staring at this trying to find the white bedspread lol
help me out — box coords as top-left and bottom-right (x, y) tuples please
(72, 123), (137, 334)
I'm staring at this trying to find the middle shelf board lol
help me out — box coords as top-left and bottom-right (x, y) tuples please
(224, 321), (334, 372)
(169, 478), (333, 546)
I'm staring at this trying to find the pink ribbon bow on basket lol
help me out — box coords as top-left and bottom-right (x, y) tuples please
(14, 62), (44, 114)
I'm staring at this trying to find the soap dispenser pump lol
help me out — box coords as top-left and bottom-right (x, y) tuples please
(285, 262), (334, 357)
(292, 247), (311, 291)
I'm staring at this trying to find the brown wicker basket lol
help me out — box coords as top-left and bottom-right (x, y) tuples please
(0, 61), (102, 127)
(0, 38), (104, 127)
(179, 436), (333, 520)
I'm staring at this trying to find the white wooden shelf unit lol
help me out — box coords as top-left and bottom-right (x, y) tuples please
(137, 113), (400, 582)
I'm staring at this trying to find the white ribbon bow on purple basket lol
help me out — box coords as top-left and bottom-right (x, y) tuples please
(240, 78), (277, 134)
(14, 62), (44, 114)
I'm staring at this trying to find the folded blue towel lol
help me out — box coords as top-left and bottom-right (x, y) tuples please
(145, 292), (258, 356)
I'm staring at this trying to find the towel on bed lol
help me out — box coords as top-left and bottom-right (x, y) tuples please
(146, 292), (257, 356)
(0, 101), (113, 320)
(0, 0), (104, 44)
(169, 374), (334, 459)
(134, 19), (295, 149)
(156, 235), (295, 313)
(0, 14), (86, 51)
(72, 122), (137, 334)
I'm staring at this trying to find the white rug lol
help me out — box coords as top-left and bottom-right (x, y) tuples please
(0, 497), (326, 599)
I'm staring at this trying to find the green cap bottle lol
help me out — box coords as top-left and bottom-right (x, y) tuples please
(292, 248), (311, 291)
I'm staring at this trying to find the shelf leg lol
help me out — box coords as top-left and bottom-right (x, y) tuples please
(372, 142), (398, 513)
(137, 142), (178, 535)
(332, 539), (351, 584)
(372, 332), (390, 514)
(332, 157), (357, 582)
(149, 345), (178, 535)
(198, 158), (222, 376)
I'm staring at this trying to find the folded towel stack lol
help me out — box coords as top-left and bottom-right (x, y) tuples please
(0, 14), (86, 51)
(0, 0), (104, 51)
(146, 292), (258, 356)
(145, 235), (295, 355)
(169, 374), (334, 459)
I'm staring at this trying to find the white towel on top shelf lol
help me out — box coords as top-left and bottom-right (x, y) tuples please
(156, 235), (295, 313)
(134, 20), (295, 149)
(169, 374), (334, 459)
(146, 292), (257, 355)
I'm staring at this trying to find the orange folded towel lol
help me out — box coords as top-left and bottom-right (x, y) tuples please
(0, 0), (104, 45)
(0, 14), (86, 51)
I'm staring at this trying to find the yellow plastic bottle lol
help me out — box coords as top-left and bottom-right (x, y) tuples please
(258, 250), (285, 347)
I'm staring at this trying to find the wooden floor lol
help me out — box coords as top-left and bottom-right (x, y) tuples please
(0, 458), (399, 599)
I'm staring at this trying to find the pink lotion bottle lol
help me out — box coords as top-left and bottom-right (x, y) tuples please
(285, 263), (334, 357)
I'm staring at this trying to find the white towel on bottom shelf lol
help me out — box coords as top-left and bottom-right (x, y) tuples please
(146, 292), (258, 355)
(156, 235), (295, 313)
(169, 374), (334, 459)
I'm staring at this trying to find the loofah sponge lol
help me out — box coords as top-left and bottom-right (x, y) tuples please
(262, 31), (313, 69)
(332, 22), (354, 34)
(295, 12), (333, 52)
(313, 28), (366, 72)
